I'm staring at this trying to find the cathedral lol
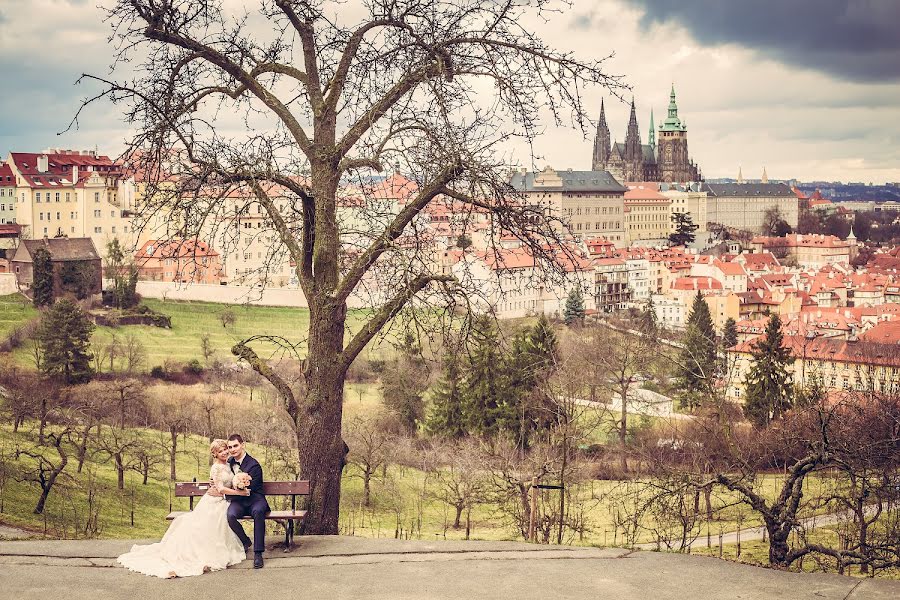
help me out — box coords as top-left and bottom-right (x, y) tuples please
(592, 85), (702, 184)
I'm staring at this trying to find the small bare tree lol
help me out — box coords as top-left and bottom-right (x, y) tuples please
(121, 332), (148, 374)
(344, 411), (394, 507)
(426, 438), (490, 537)
(17, 427), (73, 514)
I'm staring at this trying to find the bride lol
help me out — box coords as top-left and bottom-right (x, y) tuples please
(118, 439), (249, 578)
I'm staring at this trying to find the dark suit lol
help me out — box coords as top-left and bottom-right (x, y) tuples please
(227, 453), (270, 552)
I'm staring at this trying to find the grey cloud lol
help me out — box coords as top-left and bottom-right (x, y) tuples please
(622, 0), (900, 82)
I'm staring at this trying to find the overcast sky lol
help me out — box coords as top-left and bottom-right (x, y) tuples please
(1, 0), (899, 184)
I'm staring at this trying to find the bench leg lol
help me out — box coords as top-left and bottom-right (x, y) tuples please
(283, 520), (293, 553)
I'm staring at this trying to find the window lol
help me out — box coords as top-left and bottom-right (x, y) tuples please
(39, 212), (44, 221)
(110, 210), (116, 218)
(94, 209), (101, 218)
(56, 212), (60, 220)
(94, 226), (102, 233)
(43, 227), (48, 235)
(55, 193), (60, 202)
(36, 192), (41, 203)
(94, 192), (100, 203)
(111, 226), (116, 233)
(66, 193), (71, 202)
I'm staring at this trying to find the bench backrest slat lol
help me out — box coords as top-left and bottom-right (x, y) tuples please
(175, 480), (310, 497)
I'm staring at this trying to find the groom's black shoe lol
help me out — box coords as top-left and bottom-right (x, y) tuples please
(253, 553), (264, 569)
(243, 541), (252, 553)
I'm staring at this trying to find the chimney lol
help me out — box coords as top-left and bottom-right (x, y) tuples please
(72, 165), (78, 184)
(37, 154), (49, 173)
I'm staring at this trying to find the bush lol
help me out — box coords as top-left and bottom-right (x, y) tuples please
(150, 365), (167, 379)
(184, 359), (204, 375)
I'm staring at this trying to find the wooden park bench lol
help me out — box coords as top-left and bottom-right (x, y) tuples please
(168, 480), (310, 551)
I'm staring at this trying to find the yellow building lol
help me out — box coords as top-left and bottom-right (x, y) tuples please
(6, 150), (131, 257)
(624, 183), (671, 242)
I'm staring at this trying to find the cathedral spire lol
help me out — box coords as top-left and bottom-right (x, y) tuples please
(761, 166), (768, 183)
(592, 98), (611, 170)
(661, 83), (684, 131)
(624, 98), (641, 158)
(737, 166), (743, 184)
(648, 108), (656, 149)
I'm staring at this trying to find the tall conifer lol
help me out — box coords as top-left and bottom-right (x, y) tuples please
(38, 298), (95, 384)
(677, 291), (717, 409)
(743, 314), (793, 427)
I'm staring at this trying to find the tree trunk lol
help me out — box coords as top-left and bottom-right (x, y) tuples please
(116, 453), (125, 490)
(33, 455), (67, 515)
(619, 385), (628, 474)
(363, 470), (371, 507)
(39, 396), (48, 445)
(296, 298), (348, 535)
(169, 428), (178, 481)
(767, 523), (791, 566)
(142, 465), (149, 485)
(77, 422), (93, 473)
(454, 502), (464, 529)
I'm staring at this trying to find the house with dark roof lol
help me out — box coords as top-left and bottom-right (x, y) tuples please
(10, 237), (102, 299)
(509, 166), (628, 243)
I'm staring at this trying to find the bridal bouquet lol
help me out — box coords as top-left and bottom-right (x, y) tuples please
(233, 472), (252, 490)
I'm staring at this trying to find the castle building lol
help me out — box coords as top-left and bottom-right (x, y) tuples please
(592, 86), (701, 184)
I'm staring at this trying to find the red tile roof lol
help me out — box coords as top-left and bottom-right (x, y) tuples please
(9, 151), (122, 188)
(135, 239), (219, 260)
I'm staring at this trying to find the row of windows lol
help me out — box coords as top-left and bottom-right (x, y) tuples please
(565, 206), (621, 216)
(573, 221), (622, 231)
(39, 211), (79, 220)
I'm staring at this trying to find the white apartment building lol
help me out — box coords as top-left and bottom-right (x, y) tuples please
(703, 182), (799, 233)
(452, 247), (596, 319)
(625, 256), (651, 303)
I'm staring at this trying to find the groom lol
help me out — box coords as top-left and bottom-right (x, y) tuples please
(223, 434), (270, 569)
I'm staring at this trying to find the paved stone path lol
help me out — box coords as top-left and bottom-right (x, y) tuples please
(1, 536), (898, 599)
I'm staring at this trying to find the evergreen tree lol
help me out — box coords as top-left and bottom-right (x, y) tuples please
(508, 314), (559, 448)
(669, 212), (698, 247)
(426, 352), (466, 438)
(563, 287), (585, 325)
(719, 316), (739, 376)
(38, 298), (95, 384)
(32, 247), (54, 307)
(381, 332), (429, 432)
(106, 239), (139, 309)
(461, 316), (515, 437)
(677, 291), (717, 409)
(722, 317), (738, 350)
(743, 314), (793, 427)
(640, 297), (659, 339)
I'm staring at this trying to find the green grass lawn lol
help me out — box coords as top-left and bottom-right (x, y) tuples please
(2, 295), (392, 369)
(0, 294), (37, 339)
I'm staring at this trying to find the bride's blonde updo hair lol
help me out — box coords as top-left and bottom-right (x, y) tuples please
(210, 439), (227, 457)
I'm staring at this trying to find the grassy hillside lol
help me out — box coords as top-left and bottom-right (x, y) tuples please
(0, 294), (37, 339)
(1, 294), (389, 369)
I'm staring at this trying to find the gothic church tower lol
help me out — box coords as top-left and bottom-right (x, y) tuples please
(592, 98), (611, 171)
(656, 85), (700, 183)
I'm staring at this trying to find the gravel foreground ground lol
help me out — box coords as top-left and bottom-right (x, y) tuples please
(2, 536), (899, 599)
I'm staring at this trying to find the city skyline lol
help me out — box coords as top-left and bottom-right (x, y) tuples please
(1, 0), (899, 183)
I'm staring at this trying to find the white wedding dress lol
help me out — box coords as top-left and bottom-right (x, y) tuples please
(118, 462), (247, 578)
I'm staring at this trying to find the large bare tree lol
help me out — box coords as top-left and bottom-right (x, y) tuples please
(84, 0), (620, 533)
